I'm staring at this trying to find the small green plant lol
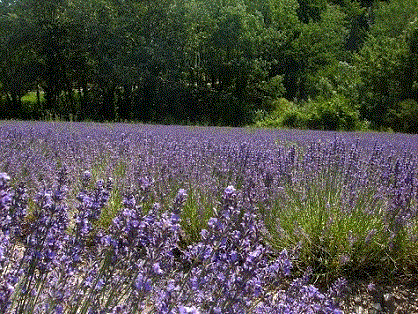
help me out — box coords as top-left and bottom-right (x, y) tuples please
(97, 188), (123, 229)
(401, 221), (418, 274)
(180, 185), (216, 246)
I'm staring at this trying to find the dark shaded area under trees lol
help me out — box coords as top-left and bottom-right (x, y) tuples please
(0, 0), (417, 132)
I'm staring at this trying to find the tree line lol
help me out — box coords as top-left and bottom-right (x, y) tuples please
(0, 0), (417, 132)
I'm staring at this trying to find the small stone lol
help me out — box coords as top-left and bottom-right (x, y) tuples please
(369, 302), (382, 314)
(383, 293), (393, 301)
(383, 293), (397, 313)
(372, 302), (382, 310)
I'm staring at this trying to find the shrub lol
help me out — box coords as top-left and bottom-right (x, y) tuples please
(281, 109), (308, 129)
(254, 98), (307, 128)
(260, 140), (418, 284)
(254, 95), (363, 131)
(306, 96), (360, 131)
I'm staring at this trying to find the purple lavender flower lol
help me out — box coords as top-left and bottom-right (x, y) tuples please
(1, 121), (416, 313)
(82, 170), (92, 187)
(178, 305), (201, 314)
(0, 173), (10, 188)
(173, 188), (188, 215)
(182, 185), (296, 313)
(153, 262), (164, 275)
(75, 175), (112, 239)
(0, 274), (15, 312)
(0, 173), (12, 235)
(24, 169), (69, 272)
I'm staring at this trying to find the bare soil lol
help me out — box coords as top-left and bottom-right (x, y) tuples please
(339, 277), (418, 314)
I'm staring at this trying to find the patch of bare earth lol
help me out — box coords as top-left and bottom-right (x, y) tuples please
(338, 277), (418, 314)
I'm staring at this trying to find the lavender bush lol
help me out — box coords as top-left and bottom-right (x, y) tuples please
(1, 120), (418, 312)
(1, 173), (345, 313)
(261, 139), (418, 281)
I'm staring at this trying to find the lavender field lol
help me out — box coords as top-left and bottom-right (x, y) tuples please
(1, 120), (418, 313)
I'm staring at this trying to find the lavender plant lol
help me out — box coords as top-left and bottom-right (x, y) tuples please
(1, 121), (418, 313)
(0, 172), (16, 313)
(261, 139), (418, 282)
(1, 169), (347, 313)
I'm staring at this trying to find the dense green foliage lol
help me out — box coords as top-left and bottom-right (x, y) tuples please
(0, 0), (417, 132)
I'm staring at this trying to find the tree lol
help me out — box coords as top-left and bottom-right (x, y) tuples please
(369, 0), (418, 39)
(0, 2), (39, 118)
(291, 4), (349, 99)
(356, 0), (418, 130)
(18, 0), (69, 113)
(296, 0), (327, 23)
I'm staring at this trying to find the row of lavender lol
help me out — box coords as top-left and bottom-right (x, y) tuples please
(1, 120), (418, 312)
(1, 170), (346, 313)
(2, 121), (417, 212)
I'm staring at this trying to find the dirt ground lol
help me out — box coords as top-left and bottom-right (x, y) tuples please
(338, 277), (418, 314)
